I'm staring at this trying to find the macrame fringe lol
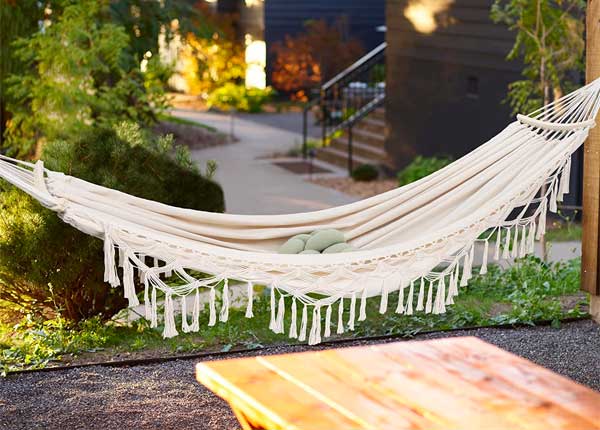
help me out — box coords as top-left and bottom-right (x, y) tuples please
(416, 278), (425, 311)
(337, 297), (345, 334)
(191, 289), (200, 332)
(150, 287), (158, 328)
(181, 296), (190, 333)
(219, 279), (229, 323)
(425, 281), (433, 314)
(298, 304), (308, 341)
(245, 281), (254, 318)
(379, 280), (388, 314)
(324, 305), (332, 338)
(405, 281), (414, 315)
(289, 297), (298, 339)
(308, 306), (321, 345)
(163, 293), (178, 338)
(274, 294), (285, 334)
(208, 287), (217, 326)
(359, 288), (367, 321)
(348, 293), (356, 331)
(395, 280), (405, 314)
(269, 287), (276, 331)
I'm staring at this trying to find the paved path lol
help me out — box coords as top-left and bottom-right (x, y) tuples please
(172, 109), (355, 215)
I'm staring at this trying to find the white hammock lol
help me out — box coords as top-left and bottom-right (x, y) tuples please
(1, 79), (600, 344)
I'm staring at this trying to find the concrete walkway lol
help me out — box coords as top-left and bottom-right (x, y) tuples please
(172, 109), (355, 215)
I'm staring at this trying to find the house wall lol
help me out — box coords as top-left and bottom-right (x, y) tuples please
(385, 0), (582, 206)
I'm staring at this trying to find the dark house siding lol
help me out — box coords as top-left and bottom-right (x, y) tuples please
(264, 0), (385, 81)
(385, 0), (582, 207)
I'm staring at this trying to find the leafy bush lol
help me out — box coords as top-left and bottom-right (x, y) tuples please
(351, 164), (379, 182)
(0, 122), (224, 323)
(397, 155), (452, 186)
(207, 83), (273, 113)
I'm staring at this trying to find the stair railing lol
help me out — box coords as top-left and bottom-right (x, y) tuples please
(302, 42), (387, 167)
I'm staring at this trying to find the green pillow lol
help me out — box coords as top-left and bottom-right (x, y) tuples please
(299, 249), (320, 254)
(304, 229), (345, 252)
(322, 243), (352, 254)
(278, 237), (305, 254)
(291, 233), (311, 243)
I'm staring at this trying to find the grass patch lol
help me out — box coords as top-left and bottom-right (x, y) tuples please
(546, 223), (581, 242)
(1, 256), (588, 374)
(157, 113), (217, 132)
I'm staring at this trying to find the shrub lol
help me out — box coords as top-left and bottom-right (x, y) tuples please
(207, 83), (273, 113)
(351, 164), (379, 182)
(0, 122), (224, 323)
(397, 155), (452, 186)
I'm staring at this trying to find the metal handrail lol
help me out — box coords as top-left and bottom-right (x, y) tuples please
(302, 43), (387, 161)
(321, 42), (387, 90)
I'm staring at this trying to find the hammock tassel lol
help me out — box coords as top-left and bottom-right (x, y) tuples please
(298, 304), (308, 342)
(123, 257), (139, 308)
(425, 281), (433, 314)
(269, 287), (276, 331)
(163, 293), (178, 339)
(501, 227), (511, 260)
(348, 293), (356, 331)
(395, 279), (405, 314)
(289, 297), (298, 339)
(359, 288), (368, 321)
(433, 277), (446, 315)
(446, 273), (455, 306)
(337, 297), (345, 334)
(150, 286), (158, 328)
(181, 296), (190, 333)
(324, 304), (332, 338)
(143, 277), (151, 320)
(416, 278), (425, 311)
(494, 228), (502, 260)
(558, 157), (571, 200)
(519, 225), (527, 257)
(549, 181), (558, 213)
(191, 289), (200, 332)
(511, 226), (519, 258)
(208, 287), (217, 327)
(405, 281), (414, 315)
(536, 202), (547, 240)
(103, 230), (120, 287)
(308, 306), (322, 346)
(219, 279), (229, 323)
(460, 250), (471, 287)
(118, 247), (125, 268)
(275, 294), (285, 334)
(379, 280), (389, 314)
(480, 240), (489, 275)
(527, 221), (536, 254)
(245, 281), (254, 318)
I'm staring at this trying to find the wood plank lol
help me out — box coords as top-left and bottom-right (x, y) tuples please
(197, 338), (600, 430)
(196, 360), (367, 430)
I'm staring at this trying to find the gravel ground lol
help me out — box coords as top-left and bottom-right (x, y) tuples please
(1, 320), (599, 430)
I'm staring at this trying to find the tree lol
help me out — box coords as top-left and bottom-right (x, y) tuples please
(491, 0), (585, 114)
(271, 18), (364, 100)
(3, 0), (167, 157)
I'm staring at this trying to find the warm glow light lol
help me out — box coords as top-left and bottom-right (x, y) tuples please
(404, 0), (453, 34)
(245, 36), (266, 89)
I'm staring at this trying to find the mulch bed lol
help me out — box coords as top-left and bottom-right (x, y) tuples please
(310, 177), (398, 198)
(153, 121), (229, 150)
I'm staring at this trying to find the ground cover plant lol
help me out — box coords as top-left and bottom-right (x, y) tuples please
(1, 255), (587, 374)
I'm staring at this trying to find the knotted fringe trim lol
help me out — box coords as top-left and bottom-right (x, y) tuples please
(99, 156), (566, 344)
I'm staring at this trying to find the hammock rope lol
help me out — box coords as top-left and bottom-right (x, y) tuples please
(1, 79), (600, 344)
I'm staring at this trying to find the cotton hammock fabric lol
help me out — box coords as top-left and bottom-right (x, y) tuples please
(1, 79), (600, 344)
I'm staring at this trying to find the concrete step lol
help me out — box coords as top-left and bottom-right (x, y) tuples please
(329, 137), (389, 161)
(353, 117), (386, 134)
(342, 127), (385, 148)
(370, 107), (385, 121)
(315, 146), (374, 170)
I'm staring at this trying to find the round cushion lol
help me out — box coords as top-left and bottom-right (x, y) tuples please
(278, 237), (305, 254)
(304, 229), (345, 252)
(322, 243), (352, 254)
(299, 249), (320, 254)
(291, 233), (311, 243)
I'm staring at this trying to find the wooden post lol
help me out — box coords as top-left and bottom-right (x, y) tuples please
(582, 0), (600, 322)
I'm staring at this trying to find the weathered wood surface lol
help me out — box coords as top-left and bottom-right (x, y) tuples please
(582, 0), (600, 296)
(196, 337), (600, 430)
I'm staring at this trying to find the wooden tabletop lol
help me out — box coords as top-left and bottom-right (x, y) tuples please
(195, 337), (600, 430)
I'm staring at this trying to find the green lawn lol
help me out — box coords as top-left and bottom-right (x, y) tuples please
(0, 256), (588, 375)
